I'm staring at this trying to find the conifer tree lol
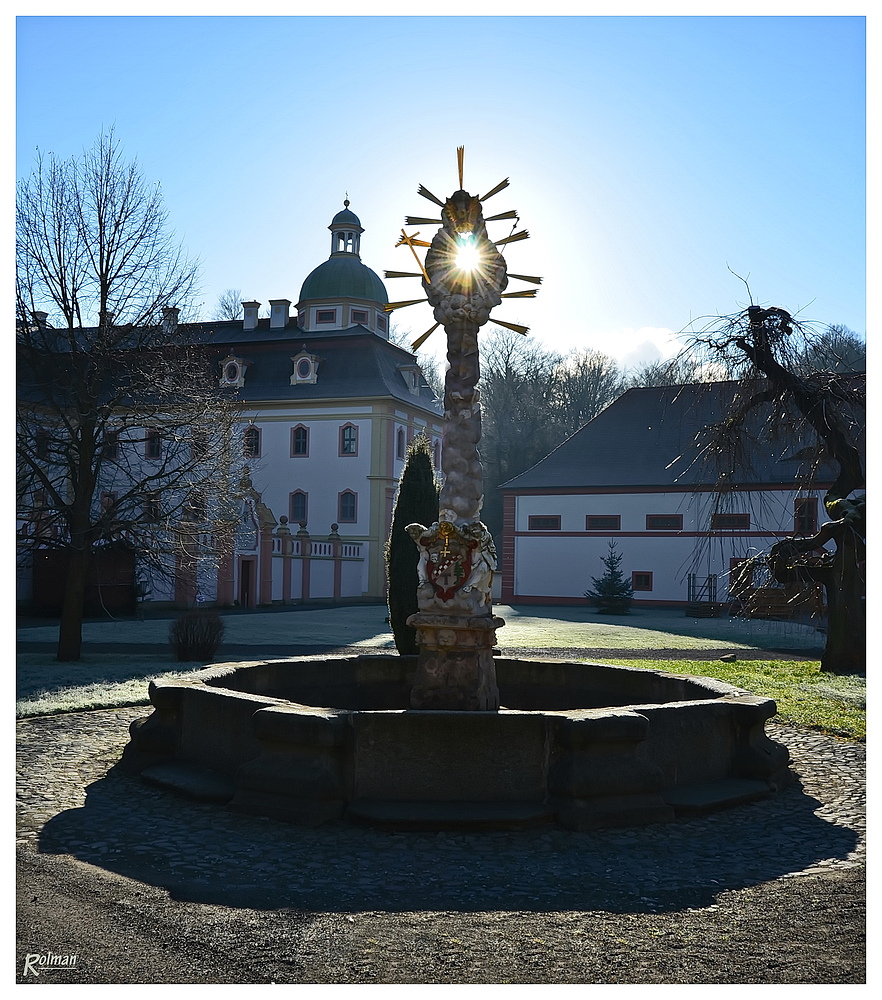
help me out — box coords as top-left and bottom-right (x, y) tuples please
(385, 433), (440, 654)
(585, 540), (634, 614)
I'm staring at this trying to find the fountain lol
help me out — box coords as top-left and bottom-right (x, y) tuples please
(122, 152), (793, 829)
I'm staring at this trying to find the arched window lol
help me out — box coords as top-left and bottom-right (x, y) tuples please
(291, 424), (309, 457)
(338, 490), (357, 523)
(396, 427), (406, 460)
(290, 491), (308, 525)
(339, 423), (358, 456)
(243, 426), (261, 459)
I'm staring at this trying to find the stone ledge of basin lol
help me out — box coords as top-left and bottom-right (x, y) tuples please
(553, 709), (650, 746)
(152, 677), (289, 711)
(251, 705), (349, 745)
(723, 693), (779, 723)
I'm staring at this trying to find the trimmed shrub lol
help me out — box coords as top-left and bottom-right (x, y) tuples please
(170, 609), (225, 662)
(385, 433), (440, 654)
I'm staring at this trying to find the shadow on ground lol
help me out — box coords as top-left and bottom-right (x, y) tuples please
(37, 763), (856, 916)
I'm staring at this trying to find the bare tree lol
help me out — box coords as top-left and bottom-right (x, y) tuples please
(17, 130), (238, 661)
(555, 348), (625, 429)
(687, 306), (865, 675)
(478, 330), (626, 536)
(388, 324), (444, 397)
(213, 288), (243, 321)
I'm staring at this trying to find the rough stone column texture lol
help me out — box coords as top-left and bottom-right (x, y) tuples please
(407, 191), (508, 711)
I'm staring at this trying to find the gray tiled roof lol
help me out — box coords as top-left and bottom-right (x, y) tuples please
(201, 324), (439, 412)
(500, 381), (855, 492)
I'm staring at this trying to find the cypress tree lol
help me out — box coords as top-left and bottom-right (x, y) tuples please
(385, 433), (440, 654)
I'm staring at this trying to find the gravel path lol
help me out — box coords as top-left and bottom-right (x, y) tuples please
(16, 703), (865, 984)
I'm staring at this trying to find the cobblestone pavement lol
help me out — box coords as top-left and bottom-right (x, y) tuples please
(16, 707), (864, 914)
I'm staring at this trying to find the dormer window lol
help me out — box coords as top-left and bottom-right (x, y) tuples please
(398, 363), (423, 396)
(220, 354), (248, 388)
(290, 348), (321, 386)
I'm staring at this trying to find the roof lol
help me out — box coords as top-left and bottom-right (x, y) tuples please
(331, 206), (362, 229)
(209, 326), (439, 411)
(298, 255), (388, 305)
(499, 381), (857, 492)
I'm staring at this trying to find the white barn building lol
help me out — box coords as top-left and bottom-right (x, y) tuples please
(498, 382), (843, 609)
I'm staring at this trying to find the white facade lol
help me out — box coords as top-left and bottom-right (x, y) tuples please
(504, 487), (829, 605)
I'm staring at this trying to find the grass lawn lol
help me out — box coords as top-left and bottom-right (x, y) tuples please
(602, 658), (865, 741)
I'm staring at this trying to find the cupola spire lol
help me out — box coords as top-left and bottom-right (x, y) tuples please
(329, 197), (364, 257)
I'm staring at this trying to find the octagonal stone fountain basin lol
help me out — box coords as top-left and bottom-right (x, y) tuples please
(121, 654), (793, 831)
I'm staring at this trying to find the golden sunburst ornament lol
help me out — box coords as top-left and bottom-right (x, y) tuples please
(384, 147), (542, 350)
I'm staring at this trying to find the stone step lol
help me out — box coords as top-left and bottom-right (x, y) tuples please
(663, 778), (771, 816)
(140, 762), (234, 803)
(347, 799), (553, 831)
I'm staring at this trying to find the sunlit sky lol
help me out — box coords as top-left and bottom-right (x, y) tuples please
(15, 9), (866, 372)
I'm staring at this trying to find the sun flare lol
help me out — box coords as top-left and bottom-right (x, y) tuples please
(454, 234), (481, 272)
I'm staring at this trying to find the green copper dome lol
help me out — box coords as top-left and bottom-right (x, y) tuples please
(298, 201), (388, 306)
(331, 206), (362, 228)
(298, 256), (388, 305)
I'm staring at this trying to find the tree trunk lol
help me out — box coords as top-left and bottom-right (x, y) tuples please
(820, 533), (866, 675)
(57, 540), (89, 661)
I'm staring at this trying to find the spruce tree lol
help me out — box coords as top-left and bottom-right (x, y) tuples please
(385, 433), (440, 654)
(585, 540), (634, 614)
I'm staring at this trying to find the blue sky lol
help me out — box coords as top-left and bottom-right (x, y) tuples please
(15, 12), (866, 371)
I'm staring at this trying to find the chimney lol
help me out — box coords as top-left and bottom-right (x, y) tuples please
(242, 301), (260, 331)
(161, 306), (179, 334)
(270, 299), (291, 330)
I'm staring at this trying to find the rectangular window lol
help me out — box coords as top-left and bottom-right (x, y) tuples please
(646, 514), (682, 530)
(291, 425), (309, 457)
(351, 309), (368, 323)
(190, 429), (207, 461)
(145, 428), (162, 460)
(338, 490), (357, 522)
(289, 491), (308, 524)
(339, 424), (358, 456)
(528, 515), (561, 531)
(103, 433), (119, 461)
(795, 498), (818, 535)
(376, 315), (387, 332)
(711, 513), (750, 530)
(586, 515), (621, 531)
(316, 309), (336, 324)
(143, 495), (161, 523)
(243, 426), (261, 459)
(632, 571), (653, 592)
(185, 492), (206, 522)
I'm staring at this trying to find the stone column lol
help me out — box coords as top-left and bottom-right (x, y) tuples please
(406, 190), (508, 711)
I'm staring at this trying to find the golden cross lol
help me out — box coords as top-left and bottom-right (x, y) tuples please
(395, 229), (431, 284)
